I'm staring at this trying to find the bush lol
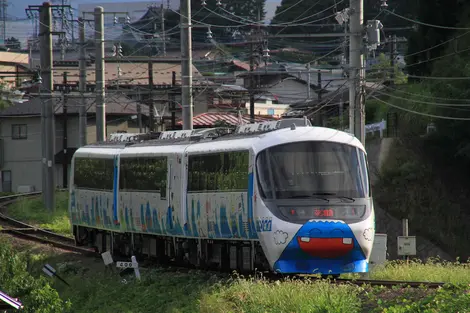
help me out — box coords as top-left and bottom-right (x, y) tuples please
(0, 239), (71, 312)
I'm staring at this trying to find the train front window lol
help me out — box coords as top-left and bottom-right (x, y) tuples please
(256, 141), (369, 200)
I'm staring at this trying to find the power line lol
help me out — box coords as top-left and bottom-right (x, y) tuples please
(371, 95), (470, 120)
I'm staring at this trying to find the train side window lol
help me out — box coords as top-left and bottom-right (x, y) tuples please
(73, 158), (114, 190)
(187, 150), (249, 193)
(119, 157), (168, 196)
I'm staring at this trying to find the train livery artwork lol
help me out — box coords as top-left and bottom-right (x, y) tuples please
(69, 119), (375, 276)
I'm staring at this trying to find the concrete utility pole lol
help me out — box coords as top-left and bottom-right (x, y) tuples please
(349, 0), (365, 145)
(249, 40), (255, 123)
(39, 2), (55, 211)
(148, 56), (155, 132)
(161, 2), (166, 56)
(148, 18), (156, 132)
(170, 71), (176, 129)
(95, 6), (106, 142)
(390, 34), (397, 84)
(60, 0), (66, 61)
(180, 0), (193, 130)
(62, 71), (68, 188)
(78, 17), (87, 147)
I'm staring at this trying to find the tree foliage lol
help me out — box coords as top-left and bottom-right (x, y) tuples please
(406, 0), (466, 76)
(166, 0), (266, 43)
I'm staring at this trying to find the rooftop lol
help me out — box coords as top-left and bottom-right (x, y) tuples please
(0, 94), (147, 117)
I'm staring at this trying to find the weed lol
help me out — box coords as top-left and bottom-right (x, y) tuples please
(6, 191), (71, 236)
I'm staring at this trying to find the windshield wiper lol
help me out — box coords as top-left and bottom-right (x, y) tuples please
(287, 195), (330, 202)
(311, 193), (355, 202)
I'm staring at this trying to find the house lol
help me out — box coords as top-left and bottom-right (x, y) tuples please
(236, 63), (332, 105)
(284, 82), (386, 126)
(0, 51), (30, 88)
(0, 95), (148, 193)
(176, 112), (277, 128)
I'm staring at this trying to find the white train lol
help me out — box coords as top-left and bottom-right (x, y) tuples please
(69, 118), (375, 275)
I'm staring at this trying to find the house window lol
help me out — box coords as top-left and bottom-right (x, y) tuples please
(267, 108), (275, 115)
(11, 124), (27, 140)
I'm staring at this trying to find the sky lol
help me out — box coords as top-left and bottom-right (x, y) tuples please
(5, 0), (282, 46)
(8, 0), (282, 20)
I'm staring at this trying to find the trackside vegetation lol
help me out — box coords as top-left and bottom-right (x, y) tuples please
(1, 237), (469, 313)
(5, 191), (72, 236)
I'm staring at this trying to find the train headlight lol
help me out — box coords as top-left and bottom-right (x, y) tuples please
(280, 206), (366, 220)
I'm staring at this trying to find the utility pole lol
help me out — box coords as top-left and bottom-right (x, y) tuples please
(95, 6), (106, 142)
(349, 0), (365, 145)
(78, 17), (87, 147)
(161, 2), (166, 56)
(171, 71), (176, 129)
(306, 63), (311, 99)
(39, 2), (55, 211)
(315, 71), (322, 126)
(62, 71), (68, 188)
(137, 87), (143, 133)
(390, 34), (397, 84)
(148, 58), (155, 132)
(148, 17), (156, 132)
(249, 40), (255, 123)
(60, 0), (66, 60)
(180, 0), (193, 130)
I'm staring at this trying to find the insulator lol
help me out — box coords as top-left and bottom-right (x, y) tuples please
(201, 0), (207, 5)
(216, 0), (222, 6)
(263, 48), (270, 59)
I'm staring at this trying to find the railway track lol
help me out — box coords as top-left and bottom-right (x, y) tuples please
(0, 193), (448, 289)
(0, 192), (97, 257)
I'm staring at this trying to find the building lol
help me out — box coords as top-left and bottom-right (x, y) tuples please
(0, 95), (148, 193)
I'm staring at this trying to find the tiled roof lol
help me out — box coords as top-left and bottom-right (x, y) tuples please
(0, 51), (29, 66)
(177, 112), (278, 127)
(51, 61), (202, 86)
(0, 94), (147, 117)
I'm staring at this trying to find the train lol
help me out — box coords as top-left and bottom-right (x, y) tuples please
(69, 118), (375, 276)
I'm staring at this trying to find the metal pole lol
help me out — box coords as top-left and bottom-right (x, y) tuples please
(39, 1), (55, 211)
(62, 71), (68, 188)
(180, 0), (193, 130)
(161, 2), (166, 56)
(95, 6), (106, 142)
(78, 17), (87, 147)
(349, 0), (365, 144)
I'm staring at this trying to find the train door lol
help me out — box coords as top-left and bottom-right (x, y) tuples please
(164, 153), (184, 236)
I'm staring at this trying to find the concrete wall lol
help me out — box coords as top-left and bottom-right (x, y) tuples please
(366, 137), (452, 261)
(0, 114), (143, 192)
(0, 117), (43, 192)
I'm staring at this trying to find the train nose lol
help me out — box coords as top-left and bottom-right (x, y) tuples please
(297, 229), (354, 258)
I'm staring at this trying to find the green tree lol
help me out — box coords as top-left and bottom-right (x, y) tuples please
(167, 0), (266, 43)
(368, 53), (407, 85)
(406, 0), (465, 77)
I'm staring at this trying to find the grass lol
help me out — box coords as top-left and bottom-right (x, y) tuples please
(6, 191), (72, 236)
(1, 236), (470, 313)
(343, 258), (470, 285)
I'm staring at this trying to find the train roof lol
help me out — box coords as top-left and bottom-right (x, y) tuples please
(73, 118), (365, 158)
